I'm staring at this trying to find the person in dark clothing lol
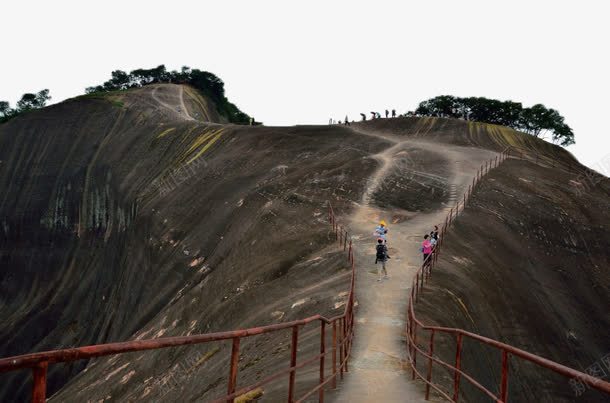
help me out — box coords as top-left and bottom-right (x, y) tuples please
(360, 113), (366, 121)
(385, 109), (389, 118)
(392, 109), (396, 118)
(370, 112), (376, 120)
(375, 238), (389, 281)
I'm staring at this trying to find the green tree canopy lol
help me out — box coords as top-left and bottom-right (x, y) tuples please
(86, 65), (253, 124)
(16, 89), (51, 111)
(414, 95), (574, 146)
(1, 89), (51, 123)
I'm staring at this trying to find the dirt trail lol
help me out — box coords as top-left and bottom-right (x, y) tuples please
(151, 85), (195, 121)
(329, 127), (498, 402)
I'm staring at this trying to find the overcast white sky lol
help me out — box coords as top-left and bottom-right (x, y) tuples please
(2, 1), (609, 173)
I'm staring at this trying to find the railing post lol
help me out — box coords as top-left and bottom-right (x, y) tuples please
(453, 334), (463, 401)
(31, 361), (48, 403)
(332, 321), (338, 389)
(318, 321), (326, 403)
(412, 322), (418, 380)
(227, 337), (241, 403)
(425, 330), (436, 400)
(411, 280), (415, 305)
(343, 317), (349, 373)
(500, 350), (510, 402)
(415, 271), (420, 301)
(288, 325), (299, 402)
(339, 318), (344, 379)
(348, 240), (352, 263)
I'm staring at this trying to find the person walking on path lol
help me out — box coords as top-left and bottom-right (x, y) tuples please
(385, 109), (389, 118)
(392, 109), (396, 118)
(373, 220), (388, 240)
(375, 238), (390, 281)
(360, 113), (366, 121)
(429, 231), (437, 247)
(422, 234), (432, 266)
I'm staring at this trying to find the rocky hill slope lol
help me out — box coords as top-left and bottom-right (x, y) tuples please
(0, 89), (607, 402)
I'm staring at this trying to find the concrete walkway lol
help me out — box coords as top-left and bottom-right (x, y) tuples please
(328, 133), (497, 402)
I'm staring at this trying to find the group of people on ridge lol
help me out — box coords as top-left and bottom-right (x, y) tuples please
(329, 109), (398, 126)
(373, 222), (440, 282)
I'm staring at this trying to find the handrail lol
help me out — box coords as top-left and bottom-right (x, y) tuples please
(0, 201), (357, 403)
(406, 148), (610, 401)
(0, 315), (332, 372)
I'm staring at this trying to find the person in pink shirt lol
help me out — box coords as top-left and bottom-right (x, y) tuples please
(422, 234), (433, 266)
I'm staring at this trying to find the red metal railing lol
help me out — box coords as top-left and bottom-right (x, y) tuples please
(0, 202), (356, 403)
(406, 148), (610, 401)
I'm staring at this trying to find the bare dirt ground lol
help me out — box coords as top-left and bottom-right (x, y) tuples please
(328, 126), (497, 402)
(151, 85), (195, 121)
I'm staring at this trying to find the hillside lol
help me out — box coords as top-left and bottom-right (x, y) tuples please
(0, 84), (384, 401)
(414, 157), (610, 402)
(0, 89), (608, 402)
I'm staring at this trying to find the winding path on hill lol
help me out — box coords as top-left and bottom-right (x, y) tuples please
(151, 85), (195, 121)
(329, 128), (498, 402)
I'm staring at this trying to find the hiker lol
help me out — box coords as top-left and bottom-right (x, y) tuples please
(376, 112), (381, 119)
(375, 238), (390, 281)
(373, 220), (388, 240)
(422, 234), (432, 266)
(370, 111), (376, 120)
(385, 109), (389, 118)
(432, 225), (439, 241)
(374, 222), (388, 257)
(430, 231), (438, 247)
(392, 109), (396, 118)
(360, 113), (366, 121)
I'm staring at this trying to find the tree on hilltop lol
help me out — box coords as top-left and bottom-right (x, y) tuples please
(85, 65), (253, 124)
(414, 95), (575, 146)
(1, 89), (51, 123)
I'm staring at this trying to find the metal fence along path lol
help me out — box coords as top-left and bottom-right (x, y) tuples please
(405, 148), (610, 401)
(0, 205), (355, 403)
